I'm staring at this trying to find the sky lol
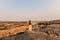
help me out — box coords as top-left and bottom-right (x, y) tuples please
(0, 0), (60, 21)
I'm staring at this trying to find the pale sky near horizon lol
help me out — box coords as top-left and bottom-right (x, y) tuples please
(0, 0), (60, 21)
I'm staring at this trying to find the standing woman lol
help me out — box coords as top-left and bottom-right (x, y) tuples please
(28, 20), (32, 31)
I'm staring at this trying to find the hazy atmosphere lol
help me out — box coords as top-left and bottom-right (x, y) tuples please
(0, 0), (60, 21)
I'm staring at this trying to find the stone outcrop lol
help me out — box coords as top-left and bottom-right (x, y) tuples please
(0, 22), (28, 38)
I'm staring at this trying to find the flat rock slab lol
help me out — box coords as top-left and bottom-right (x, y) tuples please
(0, 31), (59, 40)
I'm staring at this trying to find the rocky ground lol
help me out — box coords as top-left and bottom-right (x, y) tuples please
(0, 20), (60, 40)
(1, 24), (60, 40)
